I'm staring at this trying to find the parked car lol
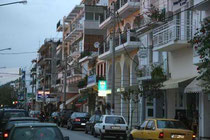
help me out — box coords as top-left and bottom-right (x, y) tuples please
(59, 109), (73, 127)
(29, 110), (40, 118)
(85, 114), (101, 135)
(8, 123), (69, 140)
(67, 112), (90, 130)
(3, 117), (39, 140)
(51, 112), (60, 124)
(0, 109), (29, 137)
(94, 115), (128, 140)
(129, 119), (196, 140)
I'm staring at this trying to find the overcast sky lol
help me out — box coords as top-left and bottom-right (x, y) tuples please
(0, 0), (80, 84)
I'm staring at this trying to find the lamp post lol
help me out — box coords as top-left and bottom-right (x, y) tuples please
(0, 0), (27, 7)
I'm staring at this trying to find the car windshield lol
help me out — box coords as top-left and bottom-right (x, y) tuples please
(105, 116), (125, 124)
(3, 112), (27, 120)
(157, 120), (187, 129)
(75, 113), (88, 117)
(10, 126), (63, 140)
(95, 115), (101, 121)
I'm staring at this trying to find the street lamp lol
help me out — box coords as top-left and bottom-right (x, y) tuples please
(0, 0), (27, 7)
(0, 48), (11, 51)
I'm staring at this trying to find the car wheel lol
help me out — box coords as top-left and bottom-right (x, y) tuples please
(70, 124), (74, 131)
(93, 130), (97, 137)
(91, 127), (94, 135)
(100, 133), (104, 140)
(129, 134), (134, 140)
(85, 127), (88, 134)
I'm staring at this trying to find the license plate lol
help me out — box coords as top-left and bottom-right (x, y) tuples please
(81, 123), (86, 125)
(171, 134), (185, 139)
(111, 126), (120, 130)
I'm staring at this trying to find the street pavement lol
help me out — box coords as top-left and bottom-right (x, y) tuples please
(60, 127), (121, 140)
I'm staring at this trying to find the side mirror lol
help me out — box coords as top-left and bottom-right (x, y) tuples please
(135, 126), (140, 130)
(64, 136), (69, 140)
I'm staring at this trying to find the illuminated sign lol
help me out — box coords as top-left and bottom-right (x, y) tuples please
(98, 80), (111, 97)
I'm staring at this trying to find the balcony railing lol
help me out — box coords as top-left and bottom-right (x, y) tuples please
(153, 19), (192, 51)
(65, 23), (83, 42)
(99, 30), (139, 55)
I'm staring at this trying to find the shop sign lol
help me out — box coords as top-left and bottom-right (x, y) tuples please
(88, 75), (96, 85)
(173, 0), (188, 11)
(98, 80), (111, 97)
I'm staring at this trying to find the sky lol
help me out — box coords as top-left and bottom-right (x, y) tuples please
(0, 0), (80, 84)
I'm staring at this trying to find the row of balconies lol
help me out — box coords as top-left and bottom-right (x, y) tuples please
(98, 29), (140, 59)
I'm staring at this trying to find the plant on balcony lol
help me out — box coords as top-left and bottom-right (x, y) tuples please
(190, 18), (210, 93)
(147, 4), (165, 22)
(133, 14), (144, 28)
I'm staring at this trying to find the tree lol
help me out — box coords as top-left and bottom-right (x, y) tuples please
(190, 18), (210, 93)
(0, 84), (17, 107)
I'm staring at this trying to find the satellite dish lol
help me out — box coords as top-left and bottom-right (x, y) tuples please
(94, 42), (100, 49)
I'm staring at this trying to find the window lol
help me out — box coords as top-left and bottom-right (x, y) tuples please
(105, 116), (125, 124)
(86, 12), (94, 20)
(148, 109), (154, 117)
(157, 120), (187, 129)
(140, 121), (148, 130)
(146, 120), (155, 130)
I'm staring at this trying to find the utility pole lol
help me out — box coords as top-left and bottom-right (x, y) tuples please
(111, 1), (116, 115)
(63, 55), (67, 110)
(43, 70), (46, 112)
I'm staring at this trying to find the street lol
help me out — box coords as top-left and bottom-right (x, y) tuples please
(60, 127), (120, 140)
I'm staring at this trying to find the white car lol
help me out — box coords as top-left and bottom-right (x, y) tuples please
(94, 115), (128, 140)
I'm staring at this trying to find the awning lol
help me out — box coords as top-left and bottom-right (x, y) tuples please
(161, 76), (195, 90)
(184, 78), (203, 93)
(59, 94), (81, 109)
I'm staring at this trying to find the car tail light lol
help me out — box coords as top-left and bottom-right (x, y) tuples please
(74, 118), (80, 122)
(3, 132), (9, 138)
(159, 132), (164, 138)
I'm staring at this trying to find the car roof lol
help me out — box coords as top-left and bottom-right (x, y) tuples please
(146, 118), (178, 121)
(9, 117), (39, 121)
(102, 115), (124, 117)
(0, 109), (26, 112)
(14, 123), (57, 127)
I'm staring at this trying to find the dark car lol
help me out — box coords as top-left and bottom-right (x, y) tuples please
(85, 114), (101, 135)
(0, 109), (29, 137)
(67, 112), (90, 130)
(3, 117), (39, 140)
(59, 109), (73, 127)
(8, 123), (69, 140)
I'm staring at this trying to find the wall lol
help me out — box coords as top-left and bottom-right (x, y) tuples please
(168, 47), (197, 79)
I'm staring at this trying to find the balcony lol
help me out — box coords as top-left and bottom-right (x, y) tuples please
(99, 0), (140, 29)
(98, 30), (140, 59)
(65, 5), (84, 23)
(84, 20), (100, 29)
(194, 0), (210, 11)
(65, 24), (83, 42)
(153, 19), (192, 52)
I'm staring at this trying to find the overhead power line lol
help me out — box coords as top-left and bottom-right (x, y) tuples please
(0, 51), (37, 55)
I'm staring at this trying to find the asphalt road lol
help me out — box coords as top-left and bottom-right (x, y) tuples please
(60, 127), (124, 140)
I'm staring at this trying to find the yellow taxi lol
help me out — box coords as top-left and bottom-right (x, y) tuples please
(129, 119), (196, 140)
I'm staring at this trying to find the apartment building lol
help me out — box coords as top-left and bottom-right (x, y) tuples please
(189, 0), (210, 138)
(98, 0), (141, 127)
(58, 0), (107, 111)
(37, 39), (58, 113)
